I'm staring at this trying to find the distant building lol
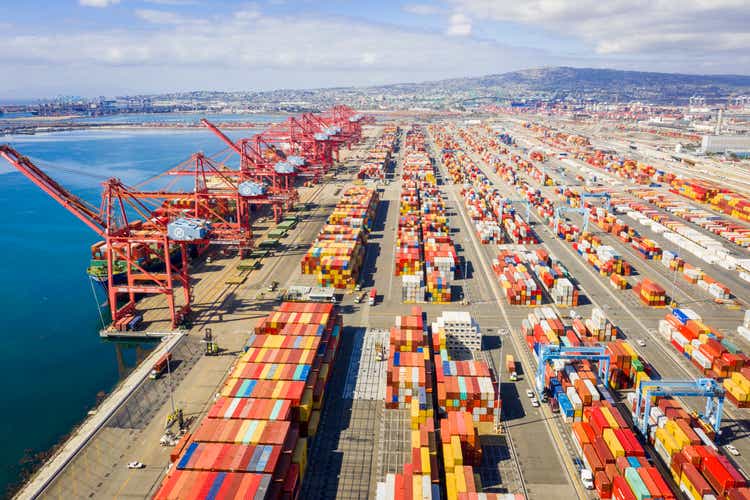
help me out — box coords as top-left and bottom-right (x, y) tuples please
(700, 135), (750, 155)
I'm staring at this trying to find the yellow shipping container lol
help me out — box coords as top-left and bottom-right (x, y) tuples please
(602, 428), (625, 458)
(446, 472), (457, 500)
(635, 371), (651, 388)
(665, 419), (690, 448)
(412, 475), (422, 499)
(451, 435), (463, 466)
(655, 427), (679, 455)
(454, 466), (467, 493)
(420, 447), (430, 474)
(732, 372), (750, 393)
(443, 443), (454, 470)
(680, 471), (702, 500)
(620, 341), (637, 358)
(724, 379), (750, 402)
(411, 430), (421, 450)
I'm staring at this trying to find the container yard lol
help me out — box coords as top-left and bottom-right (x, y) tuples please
(8, 106), (750, 500)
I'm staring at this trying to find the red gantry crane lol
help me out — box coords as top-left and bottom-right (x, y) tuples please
(201, 119), (299, 222)
(0, 146), (253, 332)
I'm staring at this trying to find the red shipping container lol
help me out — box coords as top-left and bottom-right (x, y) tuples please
(682, 462), (713, 495)
(613, 475), (637, 500)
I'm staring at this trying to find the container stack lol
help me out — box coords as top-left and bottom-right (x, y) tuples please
(431, 311), (481, 353)
(302, 186), (378, 289)
(492, 251), (542, 306)
(633, 278), (667, 307)
(155, 301), (342, 499)
(378, 307), (441, 499)
(606, 340), (651, 391)
(401, 274), (424, 303)
(625, 393), (749, 499)
(359, 125), (398, 180)
(660, 309), (750, 398)
(522, 307), (564, 351)
(397, 127), (457, 304)
(586, 307), (616, 342)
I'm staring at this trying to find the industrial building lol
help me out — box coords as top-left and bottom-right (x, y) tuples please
(701, 134), (750, 155)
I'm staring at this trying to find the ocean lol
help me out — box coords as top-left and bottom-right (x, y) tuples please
(0, 117), (278, 495)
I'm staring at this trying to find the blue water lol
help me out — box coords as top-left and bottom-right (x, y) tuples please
(0, 121), (277, 494)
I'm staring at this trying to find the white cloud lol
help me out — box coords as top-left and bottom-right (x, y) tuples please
(446, 12), (471, 36)
(79, 0), (120, 6)
(0, 10), (541, 75)
(135, 9), (199, 25)
(450, 0), (750, 56)
(402, 3), (444, 15)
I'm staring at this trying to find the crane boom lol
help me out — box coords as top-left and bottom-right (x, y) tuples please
(0, 145), (107, 237)
(200, 119), (243, 157)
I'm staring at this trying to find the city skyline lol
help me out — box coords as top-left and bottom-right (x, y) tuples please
(1, 0), (749, 98)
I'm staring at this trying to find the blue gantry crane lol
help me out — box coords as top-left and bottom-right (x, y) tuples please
(634, 378), (725, 436)
(535, 344), (610, 393)
(554, 206), (590, 234)
(581, 192), (611, 212)
(501, 197), (531, 220)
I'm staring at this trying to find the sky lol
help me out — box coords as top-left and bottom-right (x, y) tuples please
(1, 0), (749, 98)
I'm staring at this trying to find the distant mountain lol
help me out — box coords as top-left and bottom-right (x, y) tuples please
(368, 66), (750, 105)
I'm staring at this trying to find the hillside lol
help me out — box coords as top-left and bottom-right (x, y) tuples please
(369, 66), (750, 105)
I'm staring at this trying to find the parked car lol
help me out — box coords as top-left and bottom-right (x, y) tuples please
(525, 389), (534, 398)
(530, 398), (540, 408)
(127, 461), (145, 469)
(725, 445), (741, 456)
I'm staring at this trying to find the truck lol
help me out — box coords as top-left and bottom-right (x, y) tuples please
(354, 291), (367, 304)
(149, 352), (173, 379)
(369, 288), (377, 306)
(505, 354), (515, 374)
(505, 354), (518, 380)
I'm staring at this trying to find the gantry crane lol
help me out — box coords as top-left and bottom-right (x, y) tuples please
(634, 378), (724, 435)
(201, 119), (298, 222)
(498, 195), (531, 220)
(535, 344), (610, 393)
(554, 206), (590, 234)
(581, 191), (611, 212)
(0, 145), (198, 331)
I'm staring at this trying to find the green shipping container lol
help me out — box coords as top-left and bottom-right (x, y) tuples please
(624, 467), (650, 500)
(721, 339), (739, 354)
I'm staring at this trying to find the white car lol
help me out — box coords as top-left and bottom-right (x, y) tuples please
(530, 398), (540, 408)
(725, 445), (741, 456)
(127, 461), (145, 469)
(580, 469), (595, 490)
(569, 311), (581, 320)
(526, 389), (534, 398)
(636, 339), (646, 347)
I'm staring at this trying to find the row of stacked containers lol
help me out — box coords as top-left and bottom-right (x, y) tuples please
(155, 301), (342, 499)
(396, 126), (457, 303)
(378, 308), (511, 499)
(630, 188), (750, 249)
(491, 249), (580, 307)
(563, 185), (737, 303)
(660, 307), (750, 406)
(463, 125), (675, 309)
(524, 305), (750, 498)
(300, 186), (379, 289)
(527, 120), (750, 253)
(430, 126), (537, 246)
(472, 123), (750, 407)
(359, 125), (399, 180)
